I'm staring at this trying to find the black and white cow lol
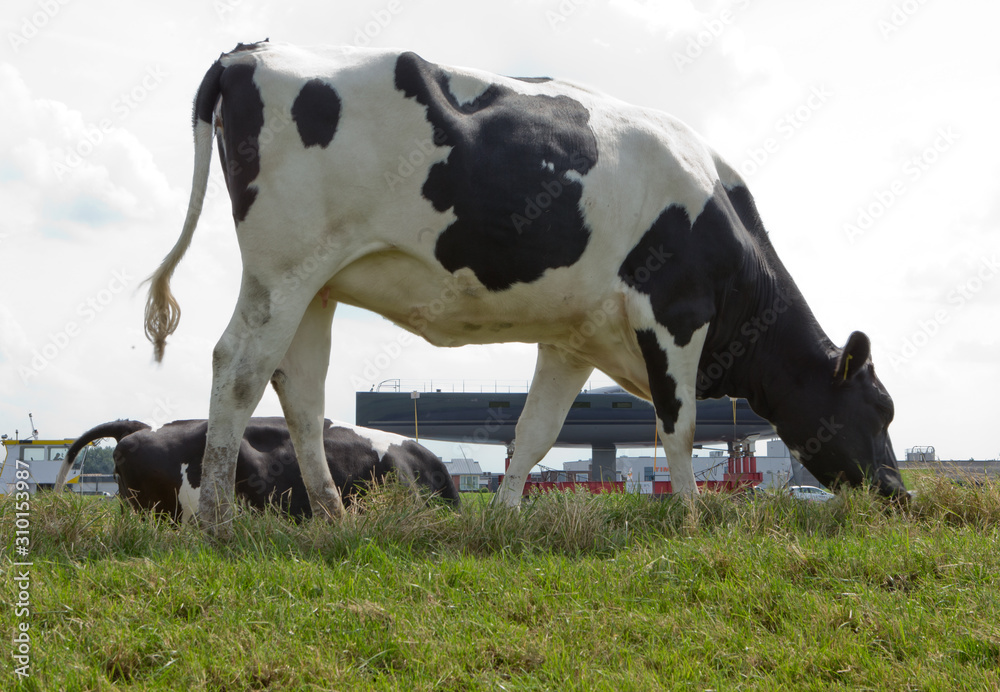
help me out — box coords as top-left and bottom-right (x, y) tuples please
(55, 417), (459, 522)
(145, 41), (906, 532)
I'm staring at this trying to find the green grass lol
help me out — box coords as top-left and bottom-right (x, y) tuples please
(3, 474), (999, 690)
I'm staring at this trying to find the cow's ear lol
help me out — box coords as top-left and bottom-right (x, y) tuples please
(835, 331), (870, 383)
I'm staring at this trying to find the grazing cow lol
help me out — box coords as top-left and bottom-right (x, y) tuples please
(144, 41), (906, 533)
(55, 418), (459, 522)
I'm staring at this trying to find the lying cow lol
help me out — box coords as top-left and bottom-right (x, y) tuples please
(144, 41), (907, 532)
(55, 417), (459, 522)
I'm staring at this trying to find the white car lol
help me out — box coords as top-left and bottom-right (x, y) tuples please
(787, 485), (836, 502)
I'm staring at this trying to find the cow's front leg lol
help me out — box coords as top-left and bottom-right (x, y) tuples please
(199, 274), (310, 537)
(493, 344), (593, 508)
(635, 324), (708, 496)
(270, 292), (343, 521)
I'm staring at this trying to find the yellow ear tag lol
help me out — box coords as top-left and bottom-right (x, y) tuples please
(842, 353), (853, 381)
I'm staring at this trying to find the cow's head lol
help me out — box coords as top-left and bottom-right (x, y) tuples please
(779, 331), (908, 500)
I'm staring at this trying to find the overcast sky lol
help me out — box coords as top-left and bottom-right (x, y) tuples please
(1, 0), (997, 472)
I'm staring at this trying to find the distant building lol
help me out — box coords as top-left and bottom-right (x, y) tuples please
(906, 446), (938, 462)
(442, 458), (485, 492)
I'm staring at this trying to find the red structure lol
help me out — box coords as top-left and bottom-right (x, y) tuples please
(522, 479), (752, 496)
(521, 448), (763, 496)
(722, 451), (763, 488)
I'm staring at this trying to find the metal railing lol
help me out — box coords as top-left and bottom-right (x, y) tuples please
(374, 378), (531, 394)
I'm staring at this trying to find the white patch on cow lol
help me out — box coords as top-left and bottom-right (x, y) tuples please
(541, 160), (555, 173)
(178, 463), (200, 524)
(445, 71), (493, 106)
(329, 419), (410, 461)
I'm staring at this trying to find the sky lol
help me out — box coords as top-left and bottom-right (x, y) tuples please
(1, 0), (998, 473)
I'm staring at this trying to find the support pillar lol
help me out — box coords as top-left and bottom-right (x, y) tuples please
(591, 444), (617, 482)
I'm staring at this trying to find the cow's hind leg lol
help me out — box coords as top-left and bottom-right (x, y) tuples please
(198, 274), (315, 536)
(269, 293), (343, 520)
(635, 323), (708, 497)
(493, 344), (594, 507)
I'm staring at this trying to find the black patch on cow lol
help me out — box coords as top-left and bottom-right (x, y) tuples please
(231, 39), (268, 54)
(192, 60), (225, 126)
(511, 76), (553, 83)
(219, 62), (265, 223)
(185, 442), (203, 488)
(722, 184), (765, 238)
(400, 439), (458, 499)
(292, 78), (342, 148)
(635, 329), (681, 433)
(619, 183), (745, 347)
(394, 52), (598, 291)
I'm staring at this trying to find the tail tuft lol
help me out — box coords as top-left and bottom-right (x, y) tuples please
(144, 268), (181, 363)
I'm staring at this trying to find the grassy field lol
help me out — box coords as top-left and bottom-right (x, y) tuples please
(3, 476), (999, 691)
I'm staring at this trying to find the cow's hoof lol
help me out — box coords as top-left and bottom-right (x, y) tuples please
(313, 503), (345, 521)
(310, 487), (345, 521)
(196, 499), (235, 539)
(204, 521), (234, 541)
(489, 491), (522, 510)
(197, 510), (234, 540)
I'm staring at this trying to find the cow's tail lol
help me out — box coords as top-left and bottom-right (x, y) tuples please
(144, 60), (225, 362)
(54, 420), (152, 492)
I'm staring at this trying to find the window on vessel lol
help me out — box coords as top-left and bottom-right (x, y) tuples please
(21, 447), (46, 461)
